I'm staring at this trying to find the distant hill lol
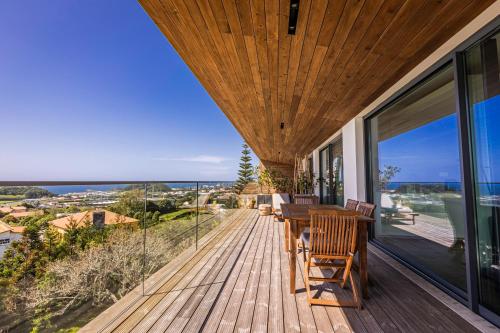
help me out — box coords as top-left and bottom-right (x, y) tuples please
(123, 184), (172, 192)
(0, 186), (54, 198)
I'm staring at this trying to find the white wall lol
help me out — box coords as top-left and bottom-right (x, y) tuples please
(312, 149), (320, 196)
(0, 231), (11, 259)
(342, 118), (366, 202)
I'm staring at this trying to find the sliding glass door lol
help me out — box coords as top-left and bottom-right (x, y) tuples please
(367, 64), (467, 293)
(366, 26), (500, 324)
(465, 30), (500, 319)
(319, 138), (344, 205)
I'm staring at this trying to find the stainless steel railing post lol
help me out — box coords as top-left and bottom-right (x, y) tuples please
(195, 182), (199, 250)
(142, 183), (148, 296)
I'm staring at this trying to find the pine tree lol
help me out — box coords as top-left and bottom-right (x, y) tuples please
(234, 143), (254, 193)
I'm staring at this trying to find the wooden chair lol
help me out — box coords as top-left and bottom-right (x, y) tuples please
(292, 195), (318, 249)
(294, 194), (319, 205)
(345, 199), (359, 211)
(357, 202), (376, 218)
(301, 209), (361, 309)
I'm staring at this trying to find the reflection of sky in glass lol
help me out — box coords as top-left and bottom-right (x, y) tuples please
(378, 114), (461, 182)
(473, 95), (500, 184)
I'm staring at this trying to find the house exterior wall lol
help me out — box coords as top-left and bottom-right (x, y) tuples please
(0, 231), (21, 259)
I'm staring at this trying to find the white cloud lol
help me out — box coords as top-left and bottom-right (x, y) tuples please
(153, 155), (229, 164)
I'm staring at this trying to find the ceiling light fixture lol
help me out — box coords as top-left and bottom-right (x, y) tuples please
(288, 0), (300, 35)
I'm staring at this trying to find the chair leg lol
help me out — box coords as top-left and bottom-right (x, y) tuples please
(304, 261), (312, 305)
(301, 240), (307, 263)
(341, 256), (353, 289)
(284, 220), (290, 252)
(349, 272), (362, 310)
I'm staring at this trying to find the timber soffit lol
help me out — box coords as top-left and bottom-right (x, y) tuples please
(139, 0), (494, 165)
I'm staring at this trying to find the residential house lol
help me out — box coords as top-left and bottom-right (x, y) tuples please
(49, 209), (139, 234)
(0, 221), (25, 259)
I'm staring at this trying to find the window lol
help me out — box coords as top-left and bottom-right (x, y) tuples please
(319, 137), (344, 205)
(367, 64), (467, 293)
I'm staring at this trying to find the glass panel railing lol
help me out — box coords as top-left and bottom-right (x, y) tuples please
(0, 181), (237, 332)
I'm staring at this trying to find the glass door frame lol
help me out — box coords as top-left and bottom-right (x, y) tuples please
(457, 27), (500, 326)
(363, 20), (500, 326)
(319, 144), (332, 204)
(319, 136), (343, 205)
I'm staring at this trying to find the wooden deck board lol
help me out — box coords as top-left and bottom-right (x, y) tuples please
(202, 212), (266, 333)
(82, 209), (486, 333)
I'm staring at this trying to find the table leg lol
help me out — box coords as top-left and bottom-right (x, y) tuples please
(284, 219), (290, 252)
(359, 222), (368, 299)
(289, 220), (297, 294)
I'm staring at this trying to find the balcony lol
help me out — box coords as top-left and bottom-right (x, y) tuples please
(80, 209), (495, 333)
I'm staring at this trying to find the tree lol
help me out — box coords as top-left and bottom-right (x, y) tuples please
(379, 165), (401, 191)
(234, 143), (254, 193)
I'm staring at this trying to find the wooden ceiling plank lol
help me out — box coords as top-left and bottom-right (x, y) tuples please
(359, 0), (478, 107)
(332, 0), (480, 123)
(282, 0), (312, 148)
(265, 0), (282, 161)
(305, 0), (475, 151)
(294, 0), (377, 149)
(217, 0), (272, 156)
(316, 0), (348, 47)
(277, 0), (292, 153)
(332, 0), (435, 108)
(292, 0), (368, 151)
(298, 0), (422, 150)
(195, 0), (268, 151)
(283, 0), (329, 146)
(246, 0), (275, 158)
(139, 0), (495, 165)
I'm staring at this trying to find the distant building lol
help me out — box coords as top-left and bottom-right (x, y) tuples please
(0, 221), (25, 258)
(49, 209), (139, 234)
(8, 211), (43, 219)
(0, 206), (27, 214)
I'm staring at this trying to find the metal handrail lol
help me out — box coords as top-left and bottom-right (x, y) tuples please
(0, 180), (232, 186)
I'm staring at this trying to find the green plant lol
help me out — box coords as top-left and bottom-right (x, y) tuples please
(234, 143), (254, 193)
(256, 168), (293, 193)
(256, 168), (273, 193)
(379, 165), (401, 191)
(296, 170), (315, 195)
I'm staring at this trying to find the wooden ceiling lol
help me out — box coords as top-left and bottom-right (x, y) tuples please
(139, 0), (494, 165)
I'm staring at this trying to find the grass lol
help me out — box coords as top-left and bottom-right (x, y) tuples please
(0, 195), (23, 205)
(160, 209), (194, 221)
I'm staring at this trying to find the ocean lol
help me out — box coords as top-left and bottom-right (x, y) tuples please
(386, 182), (500, 196)
(42, 182), (235, 195)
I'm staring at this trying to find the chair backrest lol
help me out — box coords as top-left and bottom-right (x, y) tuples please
(345, 199), (359, 211)
(294, 194), (319, 205)
(357, 202), (376, 217)
(272, 193), (290, 210)
(308, 209), (358, 257)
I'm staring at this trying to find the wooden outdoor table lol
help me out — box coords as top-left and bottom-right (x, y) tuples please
(281, 203), (375, 299)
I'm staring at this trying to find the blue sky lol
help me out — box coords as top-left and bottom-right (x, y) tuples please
(0, 0), (254, 181)
(379, 95), (500, 183)
(379, 114), (462, 183)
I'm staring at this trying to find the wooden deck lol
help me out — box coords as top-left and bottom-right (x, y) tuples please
(82, 209), (491, 333)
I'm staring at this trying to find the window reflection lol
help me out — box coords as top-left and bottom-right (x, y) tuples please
(369, 64), (467, 292)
